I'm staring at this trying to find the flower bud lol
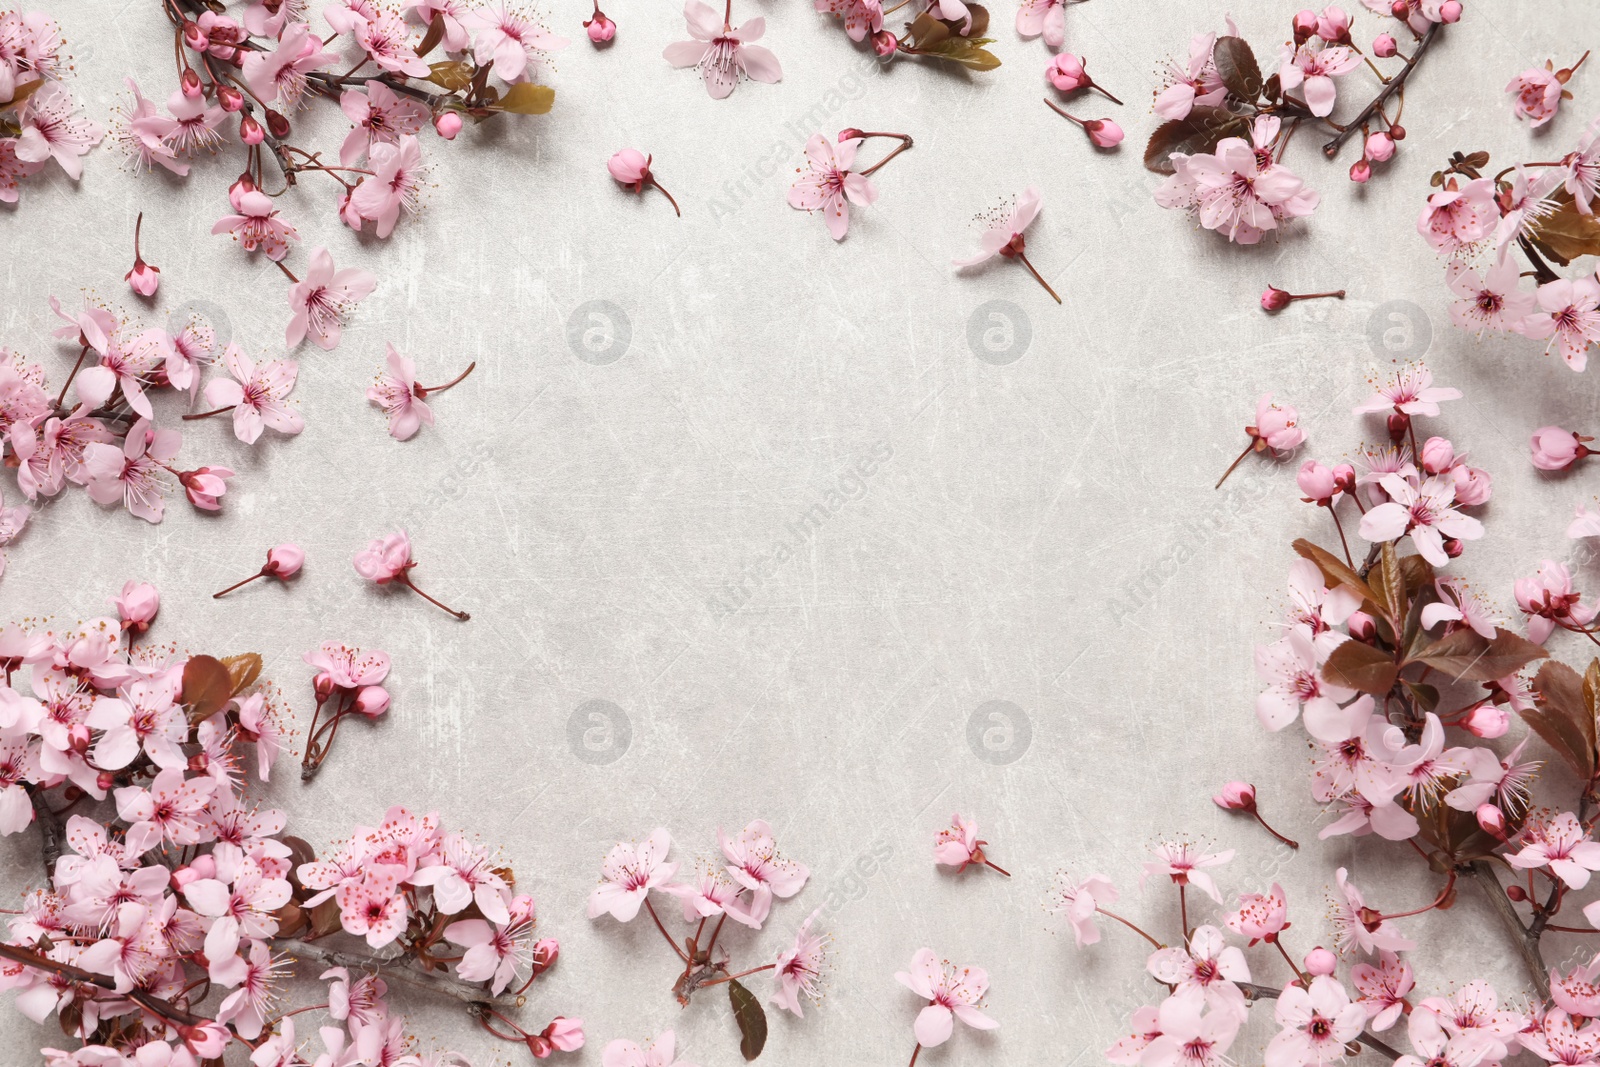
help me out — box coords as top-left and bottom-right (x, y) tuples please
(1386, 411), (1410, 443)
(265, 108), (291, 139)
(1213, 781), (1256, 811)
(171, 864), (203, 890)
(1084, 119), (1123, 148)
(266, 543), (305, 579)
(229, 171), (256, 210)
(1348, 611), (1376, 640)
(1390, 0), (1409, 15)
(126, 258), (160, 298)
(183, 20), (208, 50)
(1349, 158), (1372, 183)
(607, 147), (651, 190)
(1439, 0), (1461, 22)
(1316, 5), (1350, 42)
(1373, 33), (1397, 57)
(314, 671), (337, 699)
(1297, 460), (1337, 503)
(1444, 537), (1464, 559)
(1046, 52), (1090, 92)
(1531, 426), (1589, 471)
(217, 84), (244, 112)
(114, 580), (161, 634)
(240, 114), (265, 146)
(532, 937), (561, 973)
(1452, 465), (1492, 507)
(1293, 9), (1318, 42)
(1304, 947), (1337, 976)
(1261, 285), (1293, 312)
(181, 68), (204, 99)
(1332, 463), (1356, 494)
(1476, 803), (1507, 840)
(585, 12), (616, 42)
(1388, 124), (1406, 140)
(434, 111), (462, 140)
(1365, 131), (1395, 163)
(838, 127), (865, 142)
(353, 685), (390, 717)
(96, 771), (116, 793)
(872, 28), (898, 56)
(1420, 436), (1455, 475)
(1506, 883), (1527, 902)
(1460, 701), (1509, 739)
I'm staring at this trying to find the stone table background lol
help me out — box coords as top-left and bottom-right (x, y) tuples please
(3, 0), (1599, 1063)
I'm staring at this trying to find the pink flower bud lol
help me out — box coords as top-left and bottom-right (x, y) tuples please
(1316, 4), (1350, 42)
(1261, 285), (1292, 312)
(1476, 803), (1507, 839)
(1373, 33), (1397, 57)
(181, 1022), (229, 1058)
(1386, 411), (1410, 443)
(585, 12), (616, 42)
(217, 84), (244, 112)
(126, 258), (160, 297)
(1213, 781), (1256, 810)
(229, 172), (256, 210)
(1390, 0), (1409, 15)
(1293, 9), (1318, 42)
(1349, 158), (1372, 183)
(265, 108), (291, 139)
(265, 543), (305, 579)
(544, 1016), (584, 1053)
(1420, 436), (1455, 475)
(189, 854), (217, 880)
(182, 20), (207, 49)
(1332, 463), (1357, 494)
(180, 466), (234, 511)
(532, 937), (561, 973)
(1046, 52), (1090, 91)
(1438, 0), (1461, 22)
(1304, 947), (1338, 976)
(607, 147), (651, 191)
(1084, 119), (1123, 148)
(96, 771), (115, 793)
(314, 671), (337, 699)
(114, 580), (160, 634)
(838, 127), (865, 142)
(1452, 465), (1492, 507)
(1348, 610), (1376, 640)
(353, 685), (390, 717)
(1444, 537), (1465, 559)
(1531, 425), (1589, 471)
(181, 68), (204, 99)
(240, 115), (265, 146)
(872, 28), (899, 56)
(171, 864), (204, 890)
(1297, 459), (1337, 503)
(1461, 701), (1509, 739)
(1365, 131), (1395, 163)
(434, 110), (463, 140)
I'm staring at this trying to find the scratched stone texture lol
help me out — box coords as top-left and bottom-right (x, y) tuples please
(3, 0), (1600, 1063)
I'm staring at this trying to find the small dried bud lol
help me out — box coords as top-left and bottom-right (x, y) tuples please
(1388, 124), (1406, 140)
(265, 108), (291, 139)
(1506, 883), (1527, 901)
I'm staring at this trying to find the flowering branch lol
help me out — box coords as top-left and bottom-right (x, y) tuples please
(271, 937), (521, 1008)
(1321, 22), (1440, 158)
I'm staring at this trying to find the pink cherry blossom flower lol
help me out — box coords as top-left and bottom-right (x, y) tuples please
(111, 77), (186, 176)
(814, 0), (883, 42)
(412, 832), (513, 923)
(1143, 989), (1241, 1067)
(202, 345), (303, 445)
(368, 346), (475, 440)
(953, 187), (1061, 303)
(587, 828), (678, 922)
(14, 83), (103, 180)
(286, 246), (377, 351)
(165, 89), (226, 155)
(351, 134), (425, 238)
(1278, 39), (1360, 116)
(1146, 925), (1249, 1016)
(1524, 277), (1600, 371)
(211, 190), (299, 261)
(1226, 883), (1288, 944)
(1507, 58), (1581, 127)
(1563, 117), (1600, 214)
(601, 1030), (694, 1067)
(1141, 839), (1233, 904)
(1417, 177), (1496, 256)
(444, 894), (538, 994)
(1359, 473), (1483, 567)
(1014, 0), (1066, 46)
(663, 0), (781, 100)
(82, 418), (181, 524)
(1329, 867), (1415, 954)
(1515, 560), (1598, 642)
(1153, 26), (1233, 120)
(1158, 122), (1317, 244)
(241, 22), (336, 108)
(1552, 954), (1600, 1017)
(720, 819), (809, 910)
(1419, 577), (1505, 639)
(323, 966), (389, 1025)
(770, 908), (828, 1016)
(1048, 871), (1117, 947)
(931, 813), (1009, 875)
(1509, 812), (1600, 889)
(303, 642), (392, 689)
(1354, 363), (1461, 418)
(112, 767), (214, 846)
(464, 2), (570, 82)
(1571, 504), (1600, 539)
(665, 867), (767, 927)
(336, 871), (408, 948)
(788, 134), (877, 241)
(1107, 1005), (1164, 1064)
(1267, 976), (1366, 1067)
(1446, 257), (1537, 336)
(1511, 1009), (1597, 1067)
(1351, 951), (1413, 1031)
(339, 80), (428, 167)
(894, 948), (997, 1049)
(74, 327), (164, 418)
(1255, 628), (1356, 739)
(355, 10), (429, 76)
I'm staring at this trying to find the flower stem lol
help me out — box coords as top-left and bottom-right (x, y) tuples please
(133, 211), (145, 259)
(1014, 251), (1061, 304)
(212, 571), (266, 598)
(1252, 809), (1299, 850)
(419, 361), (477, 396)
(53, 345), (89, 410)
(645, 899), (689, 963)
(275, 259), (300, 284)
(698, 963), (776, 987)
(983, 859), (1011, 877)
(1329, 506), (1354, 568)
(908, 1045), (922, 1067)
(397, 574), (471, 620)
(1095, 907), (1162, 949)
(1091, 80), (1122, 105)
(648, 177), (681, 217)
(858, 134), (914, 177)
(1215, 441), (1255, 489)
(1323, 22), (1439, 158)
(183, 405), (236, 420)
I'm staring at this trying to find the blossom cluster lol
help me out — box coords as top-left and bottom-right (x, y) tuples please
(1151, 3), (1461, 244)
(0, 11), (101, 203)
(0, 584), (580, 1065)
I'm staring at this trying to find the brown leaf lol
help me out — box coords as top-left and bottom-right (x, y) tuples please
(1292, 538), (1379, 606)
(416, 13), (445, 57)
(221, 652), (262, 697)
(912, 36), (1002, 70)
(1369, 543), (1407, 632)
(182, 655), (234, 724)
(1410, 627), (1547, 682)
(0, 78), (45, 113)
(1522, 660), (1597, 778)
(1323, 639), (1399, 695)
(906, 12), (949, 48)
(496, 83), (555, 115)
(1144, 106), (1249, 173)
(1212, 36), (1262, 99)
(428, 60), (476, 91)
(956, 3), (990, 36)
(729, 977), (768, 1060)
(309, 898), (343, 938)
(1529, 191), (1600, 265)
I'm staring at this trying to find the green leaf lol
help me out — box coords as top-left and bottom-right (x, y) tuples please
(1523, 660), (1596, 778)
(496, 83), (555, 115)
(729, 978), (768, 1061)
(1410, 627), (1547, 682)
(915, 36), (1001, 70)
(427, 60), (476, 91)
(1323, 639), (1399, 695)
(1143, 106), (1248, 173)
(1212, 36), (1262, 99)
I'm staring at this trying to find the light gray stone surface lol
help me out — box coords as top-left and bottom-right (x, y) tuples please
(2, 0), (1599, 1064)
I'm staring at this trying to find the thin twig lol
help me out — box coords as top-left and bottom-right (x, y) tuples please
(1323, 22), (1440, 158)
(271, 938), (518, 1008)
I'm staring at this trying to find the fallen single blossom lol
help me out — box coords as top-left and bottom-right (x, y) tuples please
(1260, 285), (1345, 312)
(1507, 52), (1588, 127)
(609, 149), (681, 217)
(284, 246), (378, 352)
(953, 186), (1061, 303)
(932, 812), (1011, 874)
(1045, 53), (1123, 103)
(894, 948), (997, 1060)
(213, 543), (305, 598)
(1212, 781), (1299, 848)
(367, 344), (476, 441)
(1215, 394), (1306, 488)
(663, 0), (781, 100)
(353, 529), (471, 620)
(124, 211), (160, 297)
(1043, 99), (1123, 147)
(787, 130), (910, 241)
(585, 2), (617, 42)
